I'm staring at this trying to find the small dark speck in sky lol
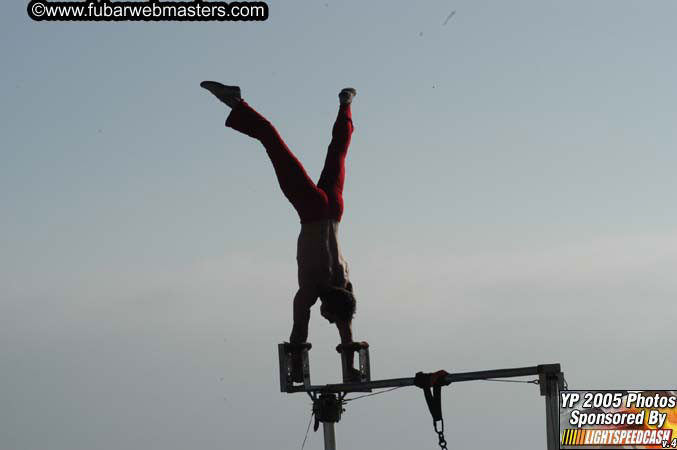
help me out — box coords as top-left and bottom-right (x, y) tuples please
(419, 31), (424, 37)
(443, 10), (456, 25)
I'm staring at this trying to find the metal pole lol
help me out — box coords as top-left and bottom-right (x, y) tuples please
(323, 422), (336, 450)
(288, 364), (551, 393)
(545, 390), (559, 450)
(546, 372), (564, 450)
(538, 364), (563, 450)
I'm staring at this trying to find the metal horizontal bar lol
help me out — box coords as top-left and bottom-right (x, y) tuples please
(286, 363), (560, 394)
(287, 378), (411, 393)
(447, 365), (540, 382)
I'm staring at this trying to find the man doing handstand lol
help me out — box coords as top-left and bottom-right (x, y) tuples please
(200, 82), (359, 381)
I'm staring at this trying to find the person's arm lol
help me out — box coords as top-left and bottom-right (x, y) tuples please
(289, 289), (317, 343)
(288, 289), (318, 382)
(336, 320), (353, 343)
(336, 320), (356, 374)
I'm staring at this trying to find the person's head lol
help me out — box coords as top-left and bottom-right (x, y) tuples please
(319, 283), (356, 324)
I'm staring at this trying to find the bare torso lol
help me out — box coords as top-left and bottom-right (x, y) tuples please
(296, 219), (350, 291)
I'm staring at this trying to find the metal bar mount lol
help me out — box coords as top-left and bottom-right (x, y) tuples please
(336, 341), (371, 392)
(286, 363), (562, 394)
(279, 341), (564, 450)
(279, 341), (372, 393)
(278, 342), (312, 392)
(312, 393), (342, 450)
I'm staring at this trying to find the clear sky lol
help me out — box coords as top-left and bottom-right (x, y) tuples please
(2, 1), (677, 449)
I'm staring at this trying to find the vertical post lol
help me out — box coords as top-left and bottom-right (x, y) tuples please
(278, 343), (290, 392)
(538, 364), (564, 450)
(314, 393), (342, 450)
(359, 347), (371, 383)
(322, 422), (337, 450)
(301, 347), (311, 387)
(544, 375), (561, 450)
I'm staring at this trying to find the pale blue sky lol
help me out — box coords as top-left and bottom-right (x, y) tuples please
(2, 1), (677, 449)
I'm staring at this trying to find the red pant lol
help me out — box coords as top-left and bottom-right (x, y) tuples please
(226, 101), (354, 223)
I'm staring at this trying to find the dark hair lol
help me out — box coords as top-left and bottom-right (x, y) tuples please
(319, 285), (356, 322)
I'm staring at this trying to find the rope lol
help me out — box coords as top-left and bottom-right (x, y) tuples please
(343, 386), (403, 402)
(300, 411), (314, 450)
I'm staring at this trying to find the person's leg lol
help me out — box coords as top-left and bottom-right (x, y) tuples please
(317, 90), (355, 222)
(226, 100), (328, 223)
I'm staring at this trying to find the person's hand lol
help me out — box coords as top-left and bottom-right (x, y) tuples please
(347, 367), (362, 383)
(291, 353), (304, 383)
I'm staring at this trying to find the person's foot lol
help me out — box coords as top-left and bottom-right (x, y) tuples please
(339, 87), (356, 105)
(200, 81), (241, 108)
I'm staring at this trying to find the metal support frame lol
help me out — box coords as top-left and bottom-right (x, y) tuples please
(308, 392), (344, 450)
(280, 342), (373, 393)
(539, 364), (564, 450)
(284, 354), (565, 450)
(278, 342), (312, 392)
(337, 342), (371, 391)
(286, 363), (563, 394)
(322, 423), (336, 450)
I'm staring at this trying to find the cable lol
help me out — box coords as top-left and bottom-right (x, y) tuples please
(343, 386), (403, 402)
(300, 411), (314, 450)
(481, 378), (539, 384)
